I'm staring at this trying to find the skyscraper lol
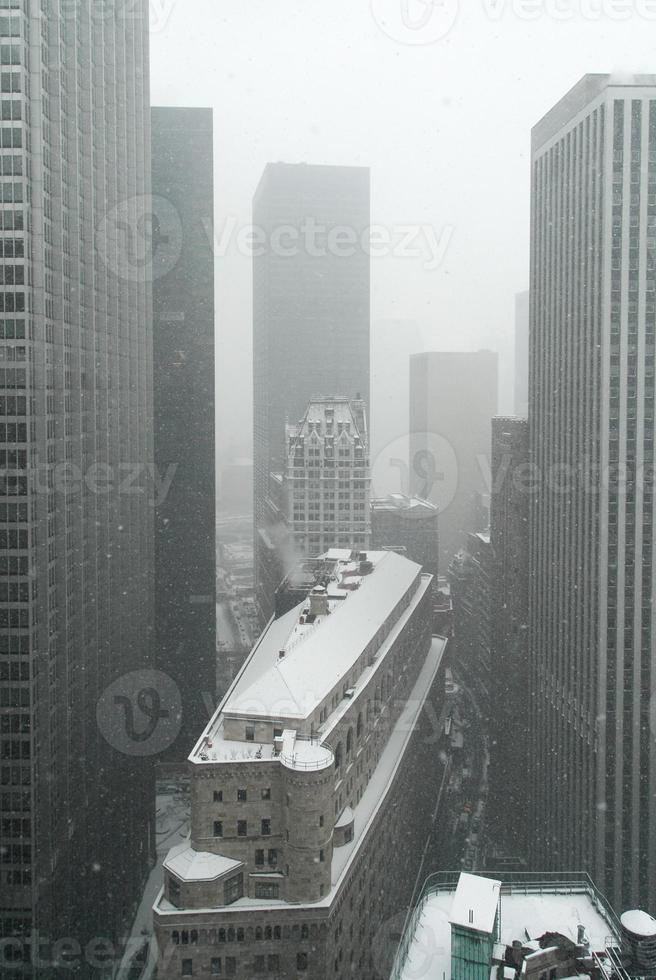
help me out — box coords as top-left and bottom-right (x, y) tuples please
(529, 74), (656, 912)
(0, 0), (154, 967)
(488, 416), (529, 859)
(514, 292), (529, 417)
(253, 162), (370, 623)
(152, 106), (216, 759)
(409, 351), (498, 564)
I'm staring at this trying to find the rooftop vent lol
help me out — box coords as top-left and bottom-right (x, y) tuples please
(310, 586), (328, 618)
(278, 650), (286, 661)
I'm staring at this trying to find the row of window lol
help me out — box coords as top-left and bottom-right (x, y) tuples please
(179, 953), (307, 977)
(214, 787), (271, 801)
(213, 818), (271, 837)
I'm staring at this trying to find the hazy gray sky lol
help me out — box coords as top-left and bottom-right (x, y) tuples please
(150, 0), (655, 458)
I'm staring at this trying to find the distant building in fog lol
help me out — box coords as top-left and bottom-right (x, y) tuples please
(220, 459), (254, 515)
(154, 550), (447, 980)
(488, 417), (529, 859)
(514, 291), (529, 416)
(371, 493), (439, 579)
(370, 317), (423, 489)
(253, 162), (370, 623)
(152, 106), (216, 758)
(409, 351), (498, 563)
(529, 73), (656, 913)
(285, 396), (370, 557)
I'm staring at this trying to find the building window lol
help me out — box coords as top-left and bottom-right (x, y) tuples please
(211, 958), (221, 976)
(297, 952), (308, 971)
(273, 726), (283, 738)
(319, 815), (324, 827)
(237, 820), (247, 836)
(224, 873), (243, 906)
(319, 849), (324, 862)
(237, 789), (247, 802)
(255, 849), (264, 866)
(268, 955), (280, 971)
(245, 723), (255, 741)
(213, 790), (223, 802)
(181, 960), (192, 977)
(213, 821), (223, 837)
(226, 957), (236, 976)
(261, 787), (271, 800)
(254, 955), (265, 972)
(255, 882), (279, 899)
(268, 849), (277, 867)
(261, 818), (271, 836)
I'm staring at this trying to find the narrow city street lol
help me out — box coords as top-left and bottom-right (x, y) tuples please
(419, 656), (490, 882)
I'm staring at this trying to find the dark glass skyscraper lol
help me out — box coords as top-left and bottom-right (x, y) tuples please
(0, 0), (154, 968)
(529, 74), (656, 912)
(252, 162), (370, 623)
(488, 416), (529, 860)
(152, 107), (216, 759)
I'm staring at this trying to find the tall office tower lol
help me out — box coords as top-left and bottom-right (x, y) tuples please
(488, 417), (529, 860)
(0, 0), (154, 968)
(284, 396), (370, 557)
(514, 292), (529, 416)
(529, 74), (656, 912)
(409, 351), (498, 564)
(370, 492), (439, 579)
(154, 549), (448, 980)
(152, 107), (216, 760)
(253, 162), (370, 624)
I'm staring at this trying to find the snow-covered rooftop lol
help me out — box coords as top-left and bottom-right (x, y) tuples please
(371, 493), (438, 515)
(450, 873), (500, 935)
(399, 876), (620, 980)
(164, 843), (242, 883)
(193, 550), (424, 753)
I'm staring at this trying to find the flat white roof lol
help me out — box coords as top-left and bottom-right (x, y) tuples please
(450, 873), (500, 935)
(197, 550), (423, 739)
(164, 843), (242, 883)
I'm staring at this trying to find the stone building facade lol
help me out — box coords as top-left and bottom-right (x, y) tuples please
(154, 550), (449, 979)
(284, 395), (371, 558)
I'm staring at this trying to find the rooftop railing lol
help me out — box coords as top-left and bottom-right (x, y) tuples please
(389, 871), (622, 980)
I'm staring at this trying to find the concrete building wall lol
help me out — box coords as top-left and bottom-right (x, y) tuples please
(154, 643), (447, 980)
(488, 416), (529, 858)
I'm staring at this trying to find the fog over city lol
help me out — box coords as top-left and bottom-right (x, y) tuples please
(5, 2), (656, 978)
(152, 0), (654, 458)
